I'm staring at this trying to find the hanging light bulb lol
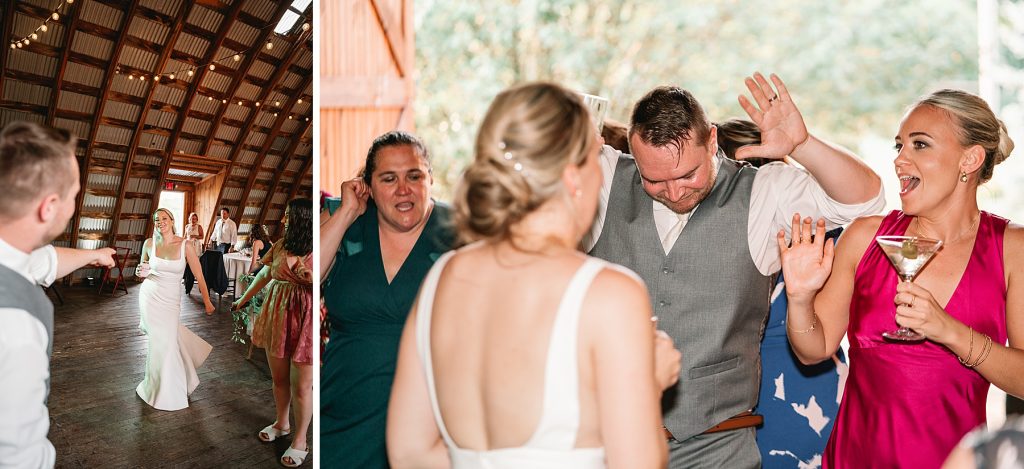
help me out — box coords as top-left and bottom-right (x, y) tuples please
(68, 0), (74, 3)
(297, 98), (303, 104)
(31, 33), (38, 40)
(209, 64), (216, 71)
(208, 96), (213, 101)
(23, 39), (30, 45)
(187, 69), (194, 77)
(16, 42), (22, 48)
(10, 43), (16, 49)
(254, 102), (260, 107)
(273, 112), (278, 117)
(233, 54), (241, 62)
(40, 24), (48, 32)
(168, 73), (175, 80)
(301, 23), (310, 32)
(274, 101), (280, 106)
(128, 74), (135, 80)
(265, 40), (273, 50)
(153, 75), (159, 81)
(305, 117), (309, 122)
(52, 12), (59, 21)
(222, 99), (227, 104)
(238, 100), (243, 106)
(288, 115), (293, 119)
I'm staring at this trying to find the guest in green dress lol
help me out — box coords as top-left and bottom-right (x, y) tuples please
(320, 131), (455, 468)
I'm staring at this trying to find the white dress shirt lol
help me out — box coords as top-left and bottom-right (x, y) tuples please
(0, 237), (58, 469)
(583, 146), (886, 276)
(211, 218), (238, 247)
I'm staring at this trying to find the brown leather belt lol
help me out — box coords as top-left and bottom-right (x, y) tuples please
(662, 411), (764, 440)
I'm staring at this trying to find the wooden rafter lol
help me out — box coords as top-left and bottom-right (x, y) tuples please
(233, 47), (312, 226)
(45, 0), (83, 128)
(204, 30), (311, 234)
(105, 2), (196, 245)
(287, 157), (313, 202)
(141, 0), (246, 239)
(68, 0), (141, 249)
(256, 119), (312, 226)
(198, 1), (294, 157)
(208, 72), (311, 235)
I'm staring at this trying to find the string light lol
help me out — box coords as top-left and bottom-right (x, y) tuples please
(8, 3), (315, 118)
(9, 1), (75, 49)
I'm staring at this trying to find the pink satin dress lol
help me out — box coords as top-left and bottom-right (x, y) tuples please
(824, 210), (1009, 468)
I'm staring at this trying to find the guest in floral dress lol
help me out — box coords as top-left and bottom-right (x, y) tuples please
(233, 198), (313, 467)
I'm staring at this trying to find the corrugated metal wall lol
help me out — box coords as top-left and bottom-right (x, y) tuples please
(320, 0), (413, 194)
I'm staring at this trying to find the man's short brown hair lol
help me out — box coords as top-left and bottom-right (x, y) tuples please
(0, 121), (78, 219)
(629, 86), (712, 151)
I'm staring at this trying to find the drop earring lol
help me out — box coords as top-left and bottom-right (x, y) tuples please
(960, 171), (968, 183)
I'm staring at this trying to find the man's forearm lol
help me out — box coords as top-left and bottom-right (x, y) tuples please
(53, 247), (100, 279)
(789, 135), (882, 204)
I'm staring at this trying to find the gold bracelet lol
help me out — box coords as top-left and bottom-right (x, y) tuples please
(787, 315), (818, 334)
(968, 334), (994, 368)
(957, 327), (975, 366)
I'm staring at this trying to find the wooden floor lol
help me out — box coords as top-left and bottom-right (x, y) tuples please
(48, 282), (311, 468)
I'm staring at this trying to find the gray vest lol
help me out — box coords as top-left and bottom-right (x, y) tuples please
(0, 262), (54, 398)
(590, 154), (771, 441)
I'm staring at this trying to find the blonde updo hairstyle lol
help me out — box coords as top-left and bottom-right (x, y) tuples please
(913, 89), (1015, 184)
(455, 82), (593, 244)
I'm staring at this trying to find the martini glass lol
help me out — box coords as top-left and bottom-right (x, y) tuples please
(875, 235), (943, 341)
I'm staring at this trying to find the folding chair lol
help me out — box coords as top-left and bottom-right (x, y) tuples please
(98, 246), (132, 296)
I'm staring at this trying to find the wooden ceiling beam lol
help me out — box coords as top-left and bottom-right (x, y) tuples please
(257, 119), (312, 226)
(235, 75), (312, 227)
(287, 157), (314, 203)
(198, 1), (296, 157)
(70, 0), (141, 250)
(47, 2), (84, 129)
(107, 2), (196, 245)
(143, 0), (250, 239)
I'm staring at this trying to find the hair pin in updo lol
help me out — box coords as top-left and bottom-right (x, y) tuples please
(498, 140), (525, 173)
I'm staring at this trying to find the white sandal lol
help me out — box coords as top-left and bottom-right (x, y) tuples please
(259, 423), (291, 442)
(280, 446), (308, 467)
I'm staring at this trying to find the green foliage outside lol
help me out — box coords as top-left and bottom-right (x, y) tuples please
(413, 0), (980, 201)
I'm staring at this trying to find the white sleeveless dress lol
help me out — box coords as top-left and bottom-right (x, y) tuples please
(137, 240), (212, 411)
(416, 253), (609, 469)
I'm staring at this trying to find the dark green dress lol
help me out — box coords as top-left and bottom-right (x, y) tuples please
(321, 199), (454, 468)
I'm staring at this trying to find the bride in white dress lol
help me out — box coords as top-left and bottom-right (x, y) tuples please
(387, 83), (682, 469)
(136, 208), (216, 411)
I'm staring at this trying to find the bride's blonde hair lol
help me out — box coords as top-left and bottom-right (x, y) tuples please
(152, 208), (177, 239)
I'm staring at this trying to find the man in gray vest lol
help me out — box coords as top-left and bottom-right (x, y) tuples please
(586, 73), (885, 467)
(0, 121), (115, 468)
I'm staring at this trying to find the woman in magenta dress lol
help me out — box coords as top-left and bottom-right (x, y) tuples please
(778, 89), (1024, 468)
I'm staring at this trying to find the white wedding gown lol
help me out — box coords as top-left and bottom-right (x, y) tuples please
(137, 240), (212, 411)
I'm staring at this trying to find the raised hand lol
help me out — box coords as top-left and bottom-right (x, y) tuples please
(339, 178), (370, 219)
(736, 72), (809, 161)
(778, 214), (835, 299)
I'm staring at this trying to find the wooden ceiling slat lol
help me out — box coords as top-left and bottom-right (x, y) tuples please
(199, 1), (296, 157)
(142, 0), (251, 238)
(287, 157), (313, 202)
(69, 0), (142, 249)
(257, 119), (312, 226)
(106, 2), (198, 245)
(233, 73), (312, 228)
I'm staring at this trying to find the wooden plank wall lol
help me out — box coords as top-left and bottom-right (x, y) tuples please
(320, 0), (414, 195)
(194, 171), (226, 242)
